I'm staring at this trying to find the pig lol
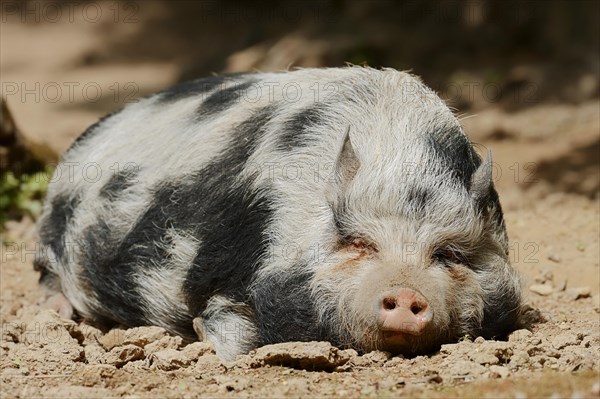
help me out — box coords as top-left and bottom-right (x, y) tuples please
(34, 67), (524, 360)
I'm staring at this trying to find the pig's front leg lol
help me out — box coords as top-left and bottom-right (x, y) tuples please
(193, 296), (259, 360)
(35, 259), (75, 320)
(42, 292), (74, 320)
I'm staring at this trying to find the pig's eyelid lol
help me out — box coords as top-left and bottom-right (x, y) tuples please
(431, 246), (468, 266)
(340, 235), (379, 253)
(353, 237), (378, 252)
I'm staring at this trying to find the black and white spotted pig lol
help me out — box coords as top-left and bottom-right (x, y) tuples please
(35, 67), (524, 360)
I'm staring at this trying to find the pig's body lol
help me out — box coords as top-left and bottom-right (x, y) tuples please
(36, 67), (524, 360)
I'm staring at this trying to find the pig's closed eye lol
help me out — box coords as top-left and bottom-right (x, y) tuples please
(432, 247), (468, 267)
(342, 236), (378, 254)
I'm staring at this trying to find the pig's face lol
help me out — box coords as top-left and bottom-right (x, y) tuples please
(312, 128), (523, 355)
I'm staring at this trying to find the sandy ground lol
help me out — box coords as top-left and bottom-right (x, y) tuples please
(1, 102), (599, 399)
(1, 3), (600, 398)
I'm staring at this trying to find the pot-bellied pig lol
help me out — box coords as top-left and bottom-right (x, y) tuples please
(35, 67), (524, 360)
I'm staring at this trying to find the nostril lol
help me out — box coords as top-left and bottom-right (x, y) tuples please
(382, 297), (396, 311)
(410, 301), (428, 316)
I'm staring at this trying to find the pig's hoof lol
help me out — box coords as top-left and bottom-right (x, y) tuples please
(192, 317), (205, 340)
(42, 293), (74, 320)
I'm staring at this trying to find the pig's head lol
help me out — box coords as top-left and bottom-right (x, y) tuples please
(313, 120), (524, 356)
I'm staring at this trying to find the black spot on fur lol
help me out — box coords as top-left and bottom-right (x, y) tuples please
(99, 168), (138, 200)
(38, 194), (80, 261)
(184, 185), (272, 312)
(252, 269), (335, 345)
(78, 105), (277, 339)
(405, 186), (432, 215)
(197, 81), (256, 118)
(426, 127), (480, 187)
(33, 255), (61, 293)
(157, 75), (229, 104)
(183, 105), (277, 313)
(277, 105), (324, 151)
(480, 287), (523, 340)
(427, 128), (510, 254)
(79, 218), (153, 330)
(80, 217), (197, 339)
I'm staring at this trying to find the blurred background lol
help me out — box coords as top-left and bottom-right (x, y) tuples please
(1, 4), (599, 396)
(1, 0), (599, 258)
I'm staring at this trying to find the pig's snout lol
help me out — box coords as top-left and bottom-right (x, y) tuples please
(378, 288), (432, 336)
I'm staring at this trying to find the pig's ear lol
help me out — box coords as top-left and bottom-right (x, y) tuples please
(470, 151), (510, 255)
(469, 150), (493, 207)
(335, 127), (360, 190)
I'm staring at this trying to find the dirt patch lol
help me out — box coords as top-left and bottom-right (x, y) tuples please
(1, 99), (599, 397)
(0, 296), (598, 398)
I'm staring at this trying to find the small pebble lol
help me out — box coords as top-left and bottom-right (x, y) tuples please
(558, 322), (571, 330)
(470, 352), (499, 365)
(148, 349), (191, 371)
(508, 329), (532, 342)
(547, 253), (561, 263)
(566, 287), (591, 301)
(248, 341), (351, 371)
(181, 341), (215, 361)
(508, 350), (530, 369)
(123, 326), (168, 347)
(99, 329), (126, 351)
(591, 382), (599, 396)
(551, 332), (581, 350)
(534, 268), (554, 284)
(104, 344), (145, 368)
(530, 284), (554, 296)
(361, 350), (392, 365)
(555, 279), (567, 292)
(489, 365), (510, 378)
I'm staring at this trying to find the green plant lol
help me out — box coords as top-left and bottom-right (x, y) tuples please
(0, 166), (52, 227)
(458, 334), (473, 343)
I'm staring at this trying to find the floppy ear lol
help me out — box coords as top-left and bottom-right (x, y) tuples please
(470, 151), (510, 254)
(470, 150), (493, 208)
(336, 127), (360, 191)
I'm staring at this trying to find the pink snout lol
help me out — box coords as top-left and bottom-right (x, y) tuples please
(378, 288), (433, 336)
